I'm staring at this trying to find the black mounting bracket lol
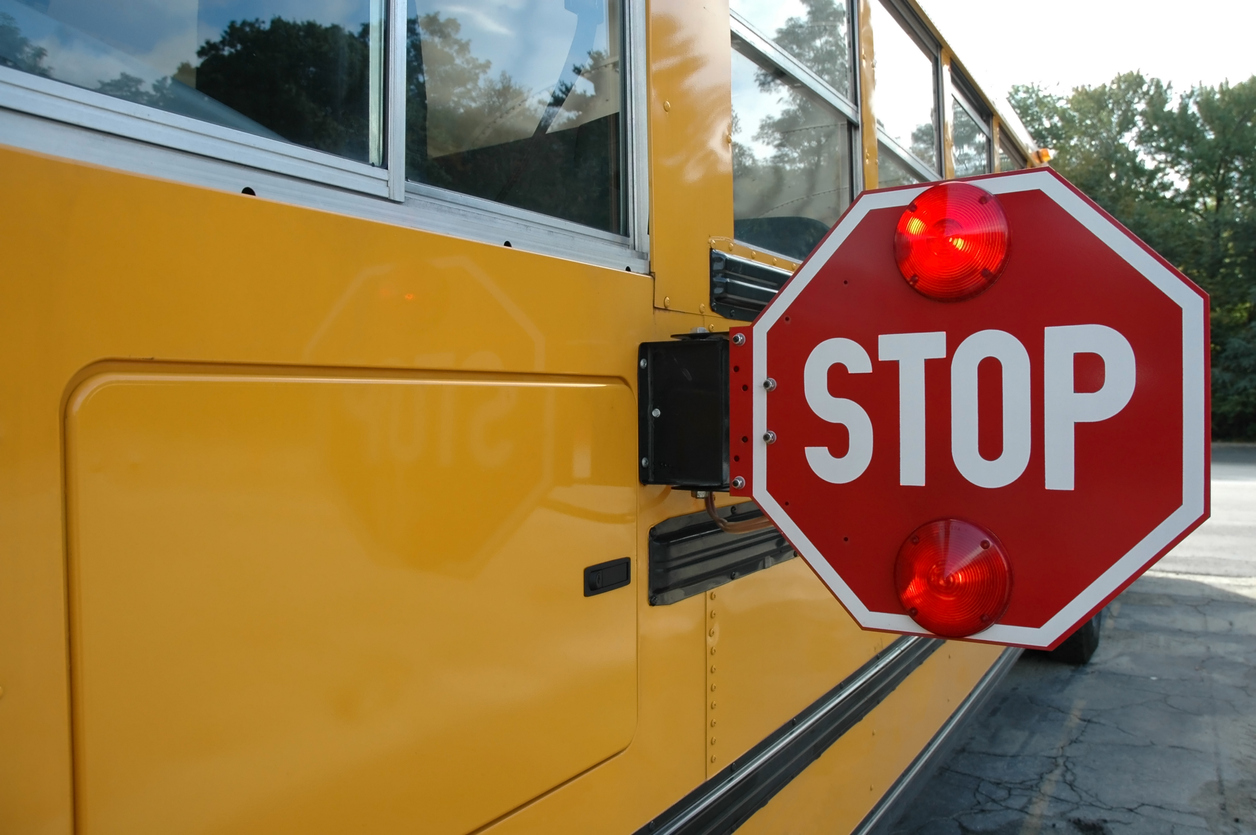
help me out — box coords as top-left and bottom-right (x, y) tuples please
(637, 334), (730, 491)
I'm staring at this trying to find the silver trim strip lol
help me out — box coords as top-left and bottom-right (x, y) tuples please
(877, 132), (940, 182)
(386, 0), (407, 202)
(0, 66), (389, 196)
(651, 637), (926, 835)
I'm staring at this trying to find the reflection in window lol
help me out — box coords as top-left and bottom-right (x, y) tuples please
(731, 46), (851, 261)
(877, 144), (925, 187)
(730, 0), (852, 98)
(998, 143), (1023, 172)
(866, 0), (936, 172)
(951, 97), (989, 177)
(405, 0), (625, 234)
(0, 0), (386, 164)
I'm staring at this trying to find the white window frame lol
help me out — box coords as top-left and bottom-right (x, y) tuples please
(0, 0), (649, 273)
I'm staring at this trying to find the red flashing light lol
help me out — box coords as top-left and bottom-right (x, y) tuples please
(894, 182), (1009, 301)
(895, 519), (1013, 638)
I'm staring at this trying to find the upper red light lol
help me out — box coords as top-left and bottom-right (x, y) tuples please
(894, 182), (1009, 301)
(895, 519), (1013, 638)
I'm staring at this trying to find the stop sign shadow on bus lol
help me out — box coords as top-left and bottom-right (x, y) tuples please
(729, 168), (1210, 650)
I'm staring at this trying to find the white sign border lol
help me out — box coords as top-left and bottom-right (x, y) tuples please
(751, 169), (1208, 648)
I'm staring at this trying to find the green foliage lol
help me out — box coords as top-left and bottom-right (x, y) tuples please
(1011, 74), (1256, 438)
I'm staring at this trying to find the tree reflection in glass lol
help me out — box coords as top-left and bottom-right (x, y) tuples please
(730, 0), (852, 98)
(404, 0), (625, 234)
(731, 45), (851, 262)
(952, 98), (989, 177)
(0, 0), (386, 164)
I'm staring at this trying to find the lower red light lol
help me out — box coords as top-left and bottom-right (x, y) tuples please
(894, 182), (1009, 301)
(895, 519), (1013, 638)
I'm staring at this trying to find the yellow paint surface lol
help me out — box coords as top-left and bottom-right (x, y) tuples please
(738, 640), (1006, 834)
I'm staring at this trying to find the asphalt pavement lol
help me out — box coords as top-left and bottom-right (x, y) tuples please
(889, 444), (1256, 835)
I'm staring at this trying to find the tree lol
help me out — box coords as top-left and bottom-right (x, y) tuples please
(0, 12), (50, 76)
(1011, 74), (1256, 438)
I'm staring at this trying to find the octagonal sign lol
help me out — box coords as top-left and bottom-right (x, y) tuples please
(727, 168), (1209, 649)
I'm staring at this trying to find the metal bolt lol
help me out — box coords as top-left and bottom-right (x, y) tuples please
(641, 457), (649, 467)
(639, 358), (647, 368)
(763, 377), (777, 391)
(763, 430), (777, 444)
(731, 476), (746, 490)
(651, 407), (661, 418)
(732, 333), (746, 346)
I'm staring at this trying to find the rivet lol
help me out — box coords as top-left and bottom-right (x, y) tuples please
(663, 296), (671, 308)
(711, 755), (717, 763)
(711, 702), (717, 709)
(731, 476), (746, 490)
(763, 430), (777, 444)
(732, 333), (746, 346)
(710, 647), (717, 656)
(763, 378), (777, 391)
(663, 100), (672, 112)
(651, 407), (661, 418)
(699, 303), (706, 312)
(641, 457), (649, 467)
(710, 610), (717, 619)
(711, 719), (717, 727)
(710, 665), (717, 673)
(639, 358), (647, 368)
(711, 737), (717, 745)
(709, 628), (716, 637)
(711, 684), (717, 692)
(709, 591), (717, 600)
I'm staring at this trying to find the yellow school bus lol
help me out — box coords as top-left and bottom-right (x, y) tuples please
(0, 0), (1039, 832)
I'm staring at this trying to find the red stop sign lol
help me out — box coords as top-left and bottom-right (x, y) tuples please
(728, 169), (1209, 649)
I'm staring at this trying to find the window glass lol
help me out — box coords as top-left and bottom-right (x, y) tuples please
(951, 97), (989, 177)
(405, 0), (625, 235)
(729, 0), (852, 98)
(731, 45), (851, 261)
(877, 144), (924, 187)
(997, 142), (1023, 172)
(866, 0), (936, 172)
(0, 0), (386, 164)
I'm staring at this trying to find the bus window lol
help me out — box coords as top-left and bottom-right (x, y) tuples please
(730, 44), (852, 262)
(866, 0), (938, 175)
(998, 139), (1025, 172)
(404, 0), (625, 235)
(877, 141), (925, 186)
(951, 92), (991, 177)
(729, 0), (854, 99)
(0, 0), (387, 165)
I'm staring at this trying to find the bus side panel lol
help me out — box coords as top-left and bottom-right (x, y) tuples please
(64, 370), (637, 835)
(0, 145), (684, 833)
(705, 557), (890, 776)
(737, 640), (1006, 834)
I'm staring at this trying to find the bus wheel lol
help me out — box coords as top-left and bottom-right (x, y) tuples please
(1047, 610), (1104, 666)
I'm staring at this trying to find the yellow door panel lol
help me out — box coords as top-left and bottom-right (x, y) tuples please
(64, 369), (637, 835)
(705, 558), (890, 776)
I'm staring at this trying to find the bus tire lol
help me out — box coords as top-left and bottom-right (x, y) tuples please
(1047, 610), (1103, 665)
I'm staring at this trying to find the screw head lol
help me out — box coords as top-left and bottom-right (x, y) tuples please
(639, 358), (647, 368)
(641, 457), (649, 468)
(731, 476), (746, 490)
(763, 430), (777, 444)
(651, 407), (661, 418)
(731, 333), (746, 346)
(763, 378), (777, 391)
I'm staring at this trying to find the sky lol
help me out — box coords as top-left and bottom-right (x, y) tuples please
(920, 0), (1256, 101)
